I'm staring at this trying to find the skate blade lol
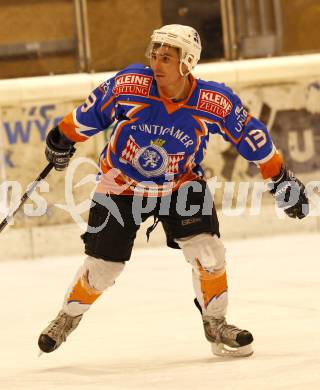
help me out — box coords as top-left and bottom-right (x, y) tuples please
(38, 349), (44, 357)
(211, 342), (253, 358)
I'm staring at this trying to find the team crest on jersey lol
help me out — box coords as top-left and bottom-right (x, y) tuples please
(113, 73), (153, 97)
(197, 89), (233, 118)
(120, 135), (185, 177)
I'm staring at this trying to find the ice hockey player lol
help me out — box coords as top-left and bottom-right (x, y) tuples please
(38, 24), (309, 357)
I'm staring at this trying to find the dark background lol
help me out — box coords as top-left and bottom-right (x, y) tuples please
(0, 0), (320, 79)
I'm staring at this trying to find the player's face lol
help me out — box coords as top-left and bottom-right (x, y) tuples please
(149, 45), (183, 88)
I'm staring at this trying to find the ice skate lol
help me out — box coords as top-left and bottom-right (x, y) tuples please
(38, 310), (83, 353)
(194, 299), (253, 357)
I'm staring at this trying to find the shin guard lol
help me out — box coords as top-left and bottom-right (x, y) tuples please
(63, 256), (125, 316)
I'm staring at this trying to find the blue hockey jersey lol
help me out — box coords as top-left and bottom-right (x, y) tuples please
(59, 64), (283, 195)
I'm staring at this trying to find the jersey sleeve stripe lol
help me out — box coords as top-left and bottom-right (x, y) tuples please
(100, 95), (116, 112)
(258, 151), (283, 179)
(59, 112), (88, 142)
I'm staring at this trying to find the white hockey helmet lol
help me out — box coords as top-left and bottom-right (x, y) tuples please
(147, 24), (202, 76)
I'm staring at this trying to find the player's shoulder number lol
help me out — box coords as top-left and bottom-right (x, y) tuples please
(81, 92), (97, 113)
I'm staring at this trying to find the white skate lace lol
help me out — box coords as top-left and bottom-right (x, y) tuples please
(207, 318), (241, 344)
(219, 323), (242, 341)
(204, 316), (254, 357)
(47, 312), (77, 343)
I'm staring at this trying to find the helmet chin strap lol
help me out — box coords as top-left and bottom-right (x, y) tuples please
(179, 62), (190, 77)
(179, 54), (193, 76)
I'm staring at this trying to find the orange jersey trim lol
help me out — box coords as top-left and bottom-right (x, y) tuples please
(109, 101), (150, 154)
(149, 74), (198, 115)
(59, 112), (88, 142)
(100, 95), (116, 112)
(259, 152), (283, 179)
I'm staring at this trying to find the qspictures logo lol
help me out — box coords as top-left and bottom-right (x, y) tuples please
(113, 73), (153, 97)
(197, 90), (233, 118)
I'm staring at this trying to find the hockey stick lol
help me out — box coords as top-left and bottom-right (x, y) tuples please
(0, 162), (54, 234)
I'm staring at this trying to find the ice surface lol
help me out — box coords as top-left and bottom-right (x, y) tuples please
(0, 233), (319, 390)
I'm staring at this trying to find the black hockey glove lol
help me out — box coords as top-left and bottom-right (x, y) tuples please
(268, 166), (309, 219)
(45, 126), (75, 171)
